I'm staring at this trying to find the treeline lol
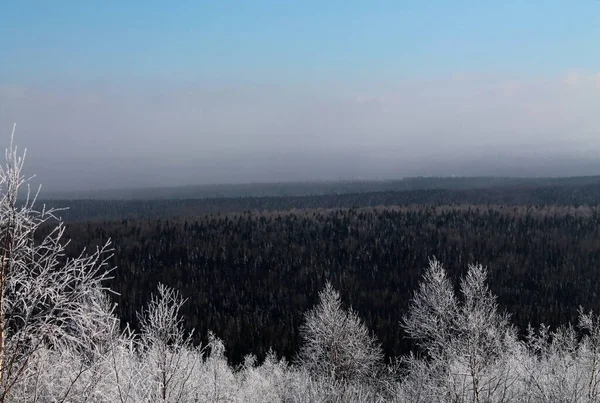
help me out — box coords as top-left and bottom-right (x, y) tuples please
(42, 175), (600, 201)
(58, 204), (600, 365)
(42, 180), (600, 221)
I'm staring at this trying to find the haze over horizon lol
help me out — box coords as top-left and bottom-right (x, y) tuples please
(1, 1), (599, 192)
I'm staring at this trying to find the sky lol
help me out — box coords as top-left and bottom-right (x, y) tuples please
(1, 1), (599, 191)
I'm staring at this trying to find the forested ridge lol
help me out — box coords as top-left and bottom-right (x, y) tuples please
(56, 203), (600, 365)
(40, 177), (600, 221)
(41, 175), (600, 201)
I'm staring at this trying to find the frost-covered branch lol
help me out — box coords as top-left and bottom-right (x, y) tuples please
(0, 126), (116, 401)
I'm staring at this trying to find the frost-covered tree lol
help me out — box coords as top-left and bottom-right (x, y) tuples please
(402, 259), (521, 403)
(297, 282), (383, 383)
(402, 258), (458, 361)
(235, 351), (288, 403)
(0, 125), (115, 401)
(519, 309), (600, 403)
(137, 283), (202, 402)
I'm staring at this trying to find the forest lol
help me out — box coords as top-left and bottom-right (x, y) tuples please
(58, 203), (600, 365)
(5, 135), (600, 401)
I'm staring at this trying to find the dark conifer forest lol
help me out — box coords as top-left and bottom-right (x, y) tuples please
(45, 179), (600, 365)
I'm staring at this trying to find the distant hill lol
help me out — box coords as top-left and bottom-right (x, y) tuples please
(39, 175), (600, 201)
(34, 176), (600, 222)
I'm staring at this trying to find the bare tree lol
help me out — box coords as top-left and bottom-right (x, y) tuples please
(297, 282), (383, 383)
(137, 283), (200, 402)
(0, 125), (115, 401)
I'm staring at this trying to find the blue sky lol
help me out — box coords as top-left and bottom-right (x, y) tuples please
(1, 2), (599, 190)
(2, 1), (599, 84)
